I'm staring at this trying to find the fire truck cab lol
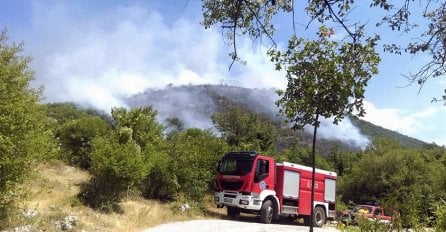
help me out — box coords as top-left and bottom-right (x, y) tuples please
(214, 151), (337, 227)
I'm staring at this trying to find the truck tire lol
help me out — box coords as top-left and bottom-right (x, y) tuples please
(260, 200), (274, 224)
(227, 206), (240, 218)
(313, 206), (326, 227)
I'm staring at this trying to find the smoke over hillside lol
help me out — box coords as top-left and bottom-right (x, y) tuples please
(125, 84), (370, 149)
(15, 2), (368, 149)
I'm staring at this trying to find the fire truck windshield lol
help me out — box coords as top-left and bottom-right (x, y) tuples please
(219, 159), (254, 176)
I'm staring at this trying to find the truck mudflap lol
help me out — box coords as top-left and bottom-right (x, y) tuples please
(214, 191), (263, 211)
(328, 210), (336, 219)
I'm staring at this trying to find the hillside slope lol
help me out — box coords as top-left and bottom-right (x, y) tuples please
(125, 84), (428, 151)
(350, 116), (427, 148)
(8, 162), (217, 232)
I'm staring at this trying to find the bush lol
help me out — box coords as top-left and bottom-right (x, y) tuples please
(79, 131), (148, 212)
(58, 117), (110, 169)
(0, 31), (56, 221)
(433, 199), (446, 232)
(165, 129), (228, 202)
(339, 138), (446, 228)
(111, 107), (163, 148)
(277, 144), (333, 170)
(141, 165), (179, 201)
(140, 150), (179, 201)
(212, 107), (278, 152)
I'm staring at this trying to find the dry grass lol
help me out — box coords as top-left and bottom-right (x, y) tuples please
(9, 161), (225, 232)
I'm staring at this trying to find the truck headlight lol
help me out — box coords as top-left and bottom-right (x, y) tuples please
(239, 200), (249, 205)
(214, 196), (219, 202)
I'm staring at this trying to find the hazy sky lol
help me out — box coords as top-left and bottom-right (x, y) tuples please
(1, 0), (445, 146)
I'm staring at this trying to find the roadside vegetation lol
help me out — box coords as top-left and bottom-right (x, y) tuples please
(1, 30), (446, 231)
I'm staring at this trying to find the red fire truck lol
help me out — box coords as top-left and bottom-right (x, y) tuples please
(214, 151), (337, 227)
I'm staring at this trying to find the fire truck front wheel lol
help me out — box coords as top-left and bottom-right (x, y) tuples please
(260, 200), (274, 224)
(227, 206), (240, 218)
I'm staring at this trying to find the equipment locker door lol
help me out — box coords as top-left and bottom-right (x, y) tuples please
(283, 170), (300, 199)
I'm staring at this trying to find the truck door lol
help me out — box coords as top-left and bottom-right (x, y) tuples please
(253, 158), (274, 192)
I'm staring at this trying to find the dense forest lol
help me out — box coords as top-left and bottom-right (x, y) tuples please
(1, 31), (446, 231)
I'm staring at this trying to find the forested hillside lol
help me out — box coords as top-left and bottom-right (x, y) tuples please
(350, 116), (428, 149)
(126, 84), (430, 151)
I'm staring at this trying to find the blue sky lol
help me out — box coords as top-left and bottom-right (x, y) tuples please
(1, 0), (445, 146)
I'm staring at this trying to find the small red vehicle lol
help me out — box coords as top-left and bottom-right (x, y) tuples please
(341, 204), (393, 225)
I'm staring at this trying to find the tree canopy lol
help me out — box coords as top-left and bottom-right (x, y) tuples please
(0, 31), (56, 219)
(270, 27), (380, 129)
(212, 107), (278, 152)
(201, 0), (446, 100)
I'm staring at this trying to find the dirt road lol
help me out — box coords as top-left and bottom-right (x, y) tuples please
(143, 219), (340, 232)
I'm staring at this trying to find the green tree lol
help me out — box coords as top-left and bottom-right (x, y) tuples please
(111, 107), (163, 149)
(58, 116), (111, 169)
(44, 102), (112, 126)
(165, 117), (185, 133)
(270, 28), (380, 129)
(432, 199), (446, 232)
(325, 148), (359, 177)
(202, 0), (446, 100)
(80, 107), (165, 211)
(212, 107), (278, 152)
(140, 150), (179, 201)
(268, 27), (379, 230)
(0, 31), (56, 220)
(339, 138), (446, 227)
(166, 129), (228, 201)
(201, 0), (291, 68)
(79, 129), (149, 212)
(277, 145), (332, 171)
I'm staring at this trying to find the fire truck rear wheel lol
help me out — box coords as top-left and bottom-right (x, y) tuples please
(227, 206), (240, 218)
(260, 200), (274, 224)
(313, 206), (326, 227)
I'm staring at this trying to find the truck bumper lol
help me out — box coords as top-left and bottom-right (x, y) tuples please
(214, 191), (262, 211)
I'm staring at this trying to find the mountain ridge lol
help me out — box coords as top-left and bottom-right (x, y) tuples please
(125, 84), (428, 152)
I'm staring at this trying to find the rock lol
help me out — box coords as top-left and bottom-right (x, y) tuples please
(61, 222), (73, 231)
(63, 215), (78, 225)
(179, 203), (191, 212)
(22, 209), (38, 219)
(1, 225), (35, 232)
(56, 215), (78, 231)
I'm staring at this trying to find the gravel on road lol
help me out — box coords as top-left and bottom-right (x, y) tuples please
(143, 219), (340, 232)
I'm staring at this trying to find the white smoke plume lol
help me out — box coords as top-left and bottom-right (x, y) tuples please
(16, 1), (369, 148)
(127, 85), (370, 149)
(312, 117), (370, 148)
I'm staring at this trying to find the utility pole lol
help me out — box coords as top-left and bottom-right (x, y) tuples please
(309, 112), (319, 232)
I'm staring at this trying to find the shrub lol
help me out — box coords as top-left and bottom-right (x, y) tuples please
(140, 150), (179, 201)
(433, 199), (446, 232)
(141, 166), (179, 201)
(79, 131), (148, 212)
(0, 31), (56, 221)
(111, 107), (163, 148)
(166, 129), (228, 202)
(212, 107), (278, 152)
(339, 139), (446, 226)
(58, 117), (110, 169)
